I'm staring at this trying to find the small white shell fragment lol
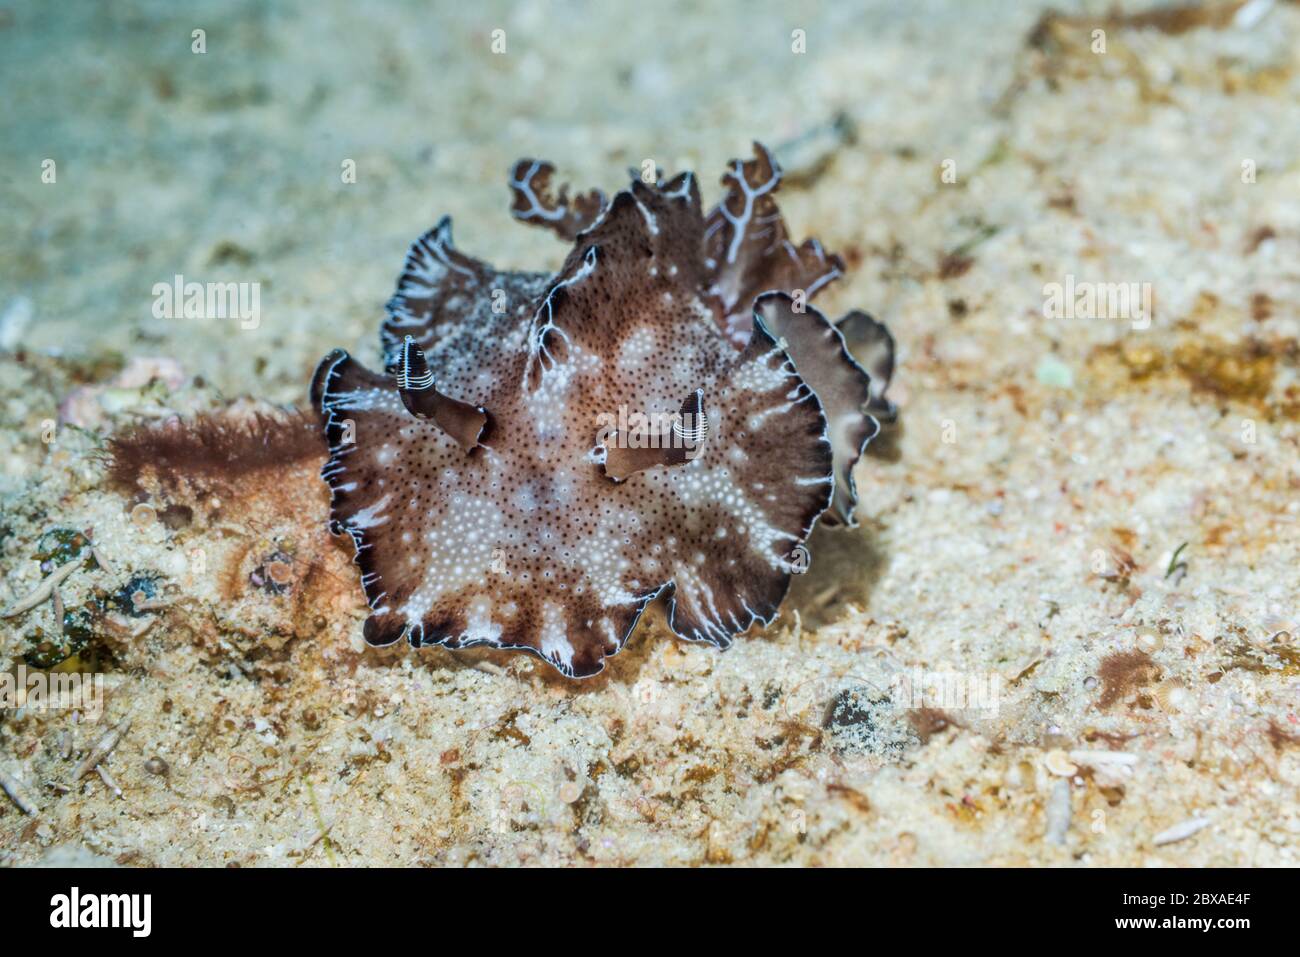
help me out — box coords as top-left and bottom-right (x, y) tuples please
(557, 780), (584, 804)
(1234, 0), (1275, 30)
(1136, 633), (1163, 654)
(1044, 779), (1071, 845)
(1043, 749), (1077, 776)
(0, 556), (83, 619)
(1153, 679), (1193, 714)
(1152, 816), (1212, 846)
(0, 765), (39, 816)
(73, 717), (131, 779)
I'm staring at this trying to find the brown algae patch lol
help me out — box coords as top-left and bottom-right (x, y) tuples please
(1096, 650), (1160, 711)
(1087, 334), (1295, 415)
(1172, 338), (1278, 403)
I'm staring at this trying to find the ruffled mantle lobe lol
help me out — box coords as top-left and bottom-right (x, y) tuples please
(310, 143), (894, 677)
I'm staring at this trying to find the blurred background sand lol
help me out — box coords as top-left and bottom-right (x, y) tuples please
(1, 1), (1298, 866)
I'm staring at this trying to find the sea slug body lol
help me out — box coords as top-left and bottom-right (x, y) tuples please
(311, 143), (895, 677)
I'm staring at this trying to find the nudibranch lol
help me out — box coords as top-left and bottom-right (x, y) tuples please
(311, 143), (895, 677)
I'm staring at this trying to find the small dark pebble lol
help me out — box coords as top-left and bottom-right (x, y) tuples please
(144, 757), (169, 776)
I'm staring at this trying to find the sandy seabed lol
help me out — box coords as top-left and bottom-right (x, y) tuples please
(1, 0), (1298, 866)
